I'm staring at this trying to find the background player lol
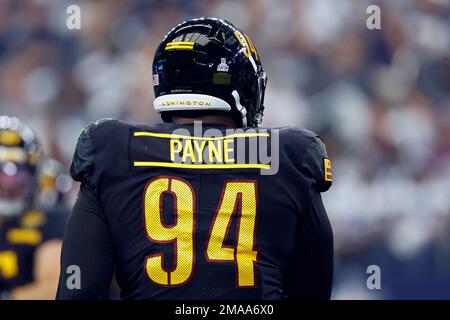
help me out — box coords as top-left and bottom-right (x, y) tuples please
(0, 116), (67, 300)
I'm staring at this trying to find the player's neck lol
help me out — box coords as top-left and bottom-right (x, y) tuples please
(172, 115), (238, 128)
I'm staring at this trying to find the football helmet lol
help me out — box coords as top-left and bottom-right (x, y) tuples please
(0, 116), (41, 218)
(152, 17), (267, 127)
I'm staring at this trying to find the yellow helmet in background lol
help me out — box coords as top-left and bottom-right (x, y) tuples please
(0, 116), (41, 218)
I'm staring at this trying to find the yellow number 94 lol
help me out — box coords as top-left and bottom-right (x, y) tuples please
(144, 177), (195, 286)
(143, 177), (258, 288)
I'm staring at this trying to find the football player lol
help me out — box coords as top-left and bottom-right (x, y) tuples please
(0, 116), (66, 300)
(57, 17), (334, 300)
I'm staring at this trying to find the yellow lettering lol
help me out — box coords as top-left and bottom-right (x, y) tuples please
(170, 139), (183, 162)
(193, 140), (207, 163)
(224, 139), (235, 163)
(182, 141), (196, 163)
(244, 34), (259, 61)
(208, 140), (223, 163)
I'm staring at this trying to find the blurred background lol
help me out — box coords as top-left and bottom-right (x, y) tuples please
(0, 0), (449, 299)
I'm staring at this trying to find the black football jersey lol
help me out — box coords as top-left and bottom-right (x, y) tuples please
(57, 120), (333, 300)
(0, 208), (66, 290)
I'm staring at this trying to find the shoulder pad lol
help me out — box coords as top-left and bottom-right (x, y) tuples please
(70, 119), (114, 184)
(303, 134), (333, 192)
(281, 127), (333, 192)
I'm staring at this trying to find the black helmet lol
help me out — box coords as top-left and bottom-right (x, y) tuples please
(152, 17), (267, 127)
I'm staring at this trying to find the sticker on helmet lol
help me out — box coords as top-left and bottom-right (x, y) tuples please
(213, 73), (231, 85)
(217, 58), (229, 72)
(165, 41), (194, 50)
(0, 131), (22, 146)
(234, 31), (259, 61)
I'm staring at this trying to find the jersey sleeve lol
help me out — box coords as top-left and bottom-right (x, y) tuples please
(70, 126), (96, 185)
(285, 191), (334, 299)
(301, 133), (333, 193)
(56, 183), (114, 300)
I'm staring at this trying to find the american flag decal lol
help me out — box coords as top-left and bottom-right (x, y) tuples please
(152, 74), (159, 86)
(324, 158), (333, 182)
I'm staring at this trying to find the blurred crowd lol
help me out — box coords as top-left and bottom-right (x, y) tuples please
(0, 0), (449, 299)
